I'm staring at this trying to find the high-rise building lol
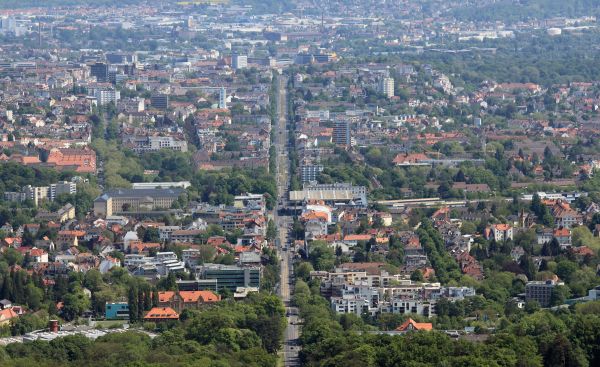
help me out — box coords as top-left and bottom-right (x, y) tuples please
(151, 94), (169, 110)
(232, 54), (247, 70)
(219, 87), (227, 109)
(94, 89), (120, 105)
(90, 62), (109, 82)
(23, 185), (49, 206)
(333, 120), (351, 147)
(50, 181), (77, 201)
(379, 77), (395, 98)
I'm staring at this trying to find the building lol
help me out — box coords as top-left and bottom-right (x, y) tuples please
(157, 290), (220, 312)
(379, 77), (394, 98)
(132, 181), (191, 190)
(151, 94), (169, 110)
(170, 229), (204, 243)
(106, 53), (137, 64)
(395, 318), (433, 332)
(486, 224), (513, 242)
(526, 280), (564, 307)
(144, 307), (179, 322)
(94, 89), (121, 105)
(300, 164), (324, 183)
(105, 302), (129, 320)
(50, 181), (77, 200)
(289, 183), (368, 207)
(46, 148), (97, 173)
(23, 185), (49, 206)
(232, 54), (248, 69)
(194, 264), (260, 291)
(219, 87), (227, 109)
(93, 188), (185, 216)
(123, 135), (188, 153)
(333, 120), (351, 147)
(90, 62), (109, 82)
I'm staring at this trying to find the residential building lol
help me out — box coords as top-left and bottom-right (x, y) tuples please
(333, 120), (351, 147)
(23, 185), (49, 206)
(94, 89), (121, 105)
(50, 181), (77, 200)
(379, 77), (394, 98)
(486, 224), (513, 242)
(232, 54), (247, 69)
(526, 280), (564, 307)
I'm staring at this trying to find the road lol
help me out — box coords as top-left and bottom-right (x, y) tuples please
(272, 73), (301, 367)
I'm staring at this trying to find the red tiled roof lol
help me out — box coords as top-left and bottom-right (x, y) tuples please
(396, 318), (433, 331)
(144, 307), (179, 320)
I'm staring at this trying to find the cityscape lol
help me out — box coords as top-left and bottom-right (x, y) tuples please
(0, 0), (598, 366)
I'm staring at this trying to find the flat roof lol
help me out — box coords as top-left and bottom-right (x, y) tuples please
(289, 189), (357, 202)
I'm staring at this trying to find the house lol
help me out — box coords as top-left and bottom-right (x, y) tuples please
(56, 230), (86, 250)
(553, 228), (572, 249)
(0, 307), (18, 326)
(549, 200), (582, 229)
(392, 153), (430, 166)
(342, 234), (372, 246)
(144, 307), (180, 322)
(395, 318), (433, 332)
(28, 247), (49, 263)
(485, 224), (513, 242)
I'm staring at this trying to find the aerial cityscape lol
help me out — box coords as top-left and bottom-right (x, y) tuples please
(0, 0), (599, 366)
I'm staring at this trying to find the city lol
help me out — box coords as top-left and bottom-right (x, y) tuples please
(0, 1), (598, 366)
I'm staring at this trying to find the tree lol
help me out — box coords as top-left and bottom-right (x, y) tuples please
(550, 285), (570, 307)
(128, 286), (138, 323)
(294, 262), (314, 281)
(62, 289), (91, 321)
(266, 219), (277, 242)
(410, 269), (424, 282)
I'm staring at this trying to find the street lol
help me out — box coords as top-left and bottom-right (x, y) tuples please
(272, 74), (301, 367)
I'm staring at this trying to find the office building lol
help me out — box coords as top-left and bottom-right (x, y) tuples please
(105, 53), (137, 64)
(93, 188), (185, 216)
(194, 263), (260, 291)
(379, 77), (394, 98)
(333, 120), (351, 147)
(151, 94), (169, 110)
(105, 302), (129, 320)
(90, 62), (109, 82)
(232, 54), (247, 70)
